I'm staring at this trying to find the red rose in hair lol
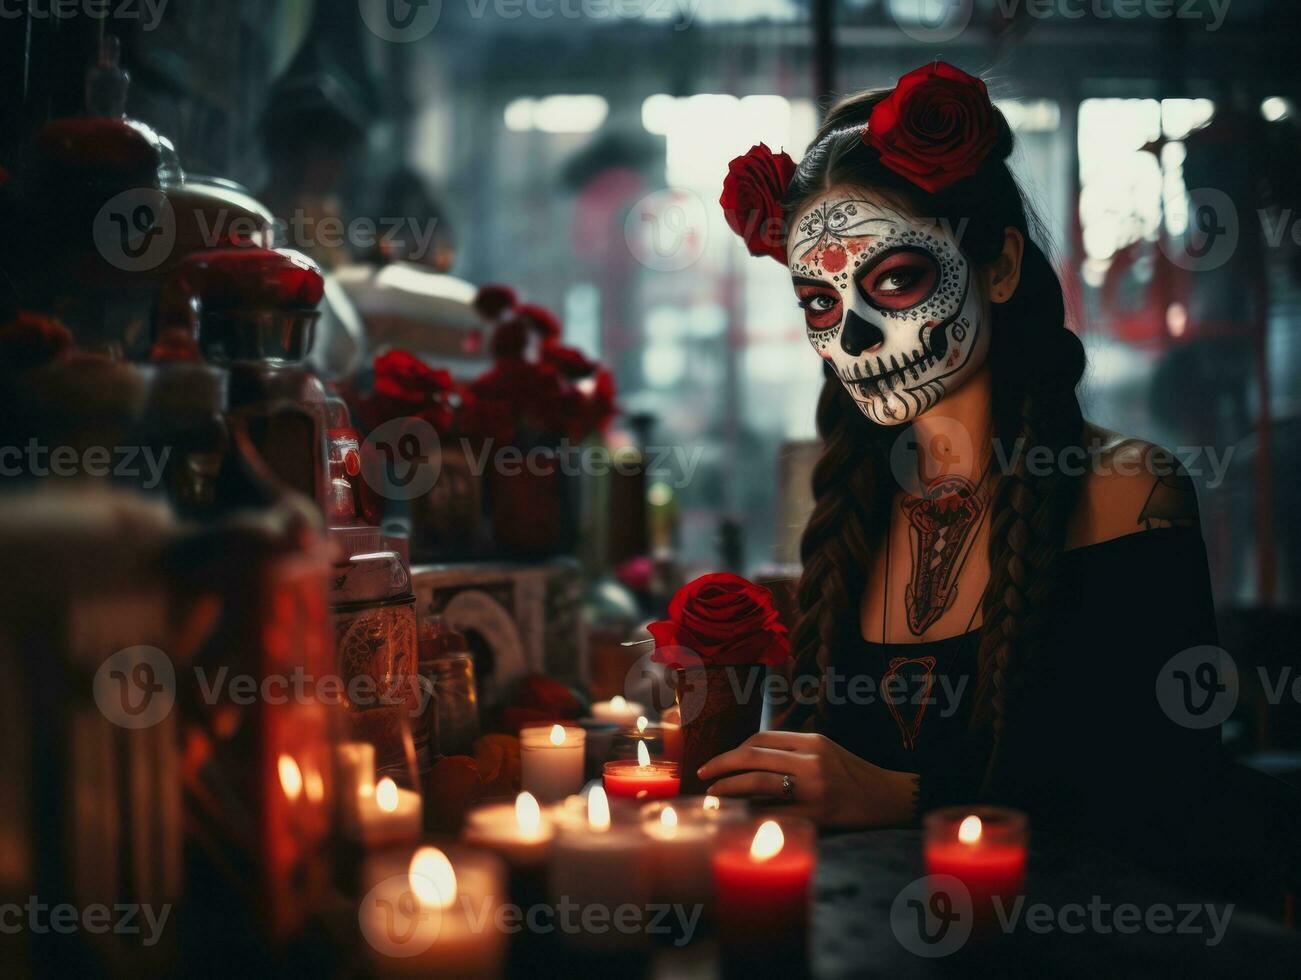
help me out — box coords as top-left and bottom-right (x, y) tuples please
(474, 284), (517, 320)
(864, 61), (999, 194)
(648, 573), (791, 669)
(719, 143), (797, 263)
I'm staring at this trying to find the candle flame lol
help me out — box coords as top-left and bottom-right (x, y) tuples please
(516, 792), (542, 834)
(549, 724), (566, 747)
(278, 754), (303, 802)
(376, 777), (399, 814)
(703, 795), (721, 811)
(636, 740), (651, 768)
(588, 786), (611, 831)
(750, 820), (785, 861)
(958, 814), (983, 845)
(409, 846), (457, 910)
(610, 695), (627, 710)
(661, 806), (678, 830)
(304, 767), (324, 803)
(636, 716), (648, 733)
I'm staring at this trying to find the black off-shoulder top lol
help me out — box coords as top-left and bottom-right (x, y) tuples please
(821, 526), (1221, 863)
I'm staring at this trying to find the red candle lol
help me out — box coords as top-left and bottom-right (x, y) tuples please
(602, 761), (680, 801)
(712, 817), (815, 957)
(924, 807), (1027, 920)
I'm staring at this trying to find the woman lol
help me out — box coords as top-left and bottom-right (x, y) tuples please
(702, 63), (1220, 857)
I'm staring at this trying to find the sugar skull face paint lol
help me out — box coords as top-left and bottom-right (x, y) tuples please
(789, 191), (990, 426)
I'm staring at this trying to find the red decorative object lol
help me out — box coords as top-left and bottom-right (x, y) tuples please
(0, 311), (74, 372)
(602, 759), (681, 800)
(647, 573), (791, 793)
(166, 247), (324, 311)
(720, 143), (797, 263)
(648, 573), (791, 669)
(473, 284), (517, 320)
(863, 61), (999, 194)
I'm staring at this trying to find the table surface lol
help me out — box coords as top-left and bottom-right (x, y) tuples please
(648, 828), (1301, 979)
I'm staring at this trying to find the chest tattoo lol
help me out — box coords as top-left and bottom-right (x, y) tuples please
(900, 474), (985, 635)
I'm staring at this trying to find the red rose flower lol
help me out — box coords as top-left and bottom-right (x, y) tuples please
(490, 318), (531, 360)
(719, 143), (797, 263)
(864, 61), (999, 194)
(0, 311), (73, 373)
(648, 573), (791, 669)
(474, 284), (517, 320)
(541, 342), (596, 379)
(372, 349), (453, 404)
(516, 303), (562, 340)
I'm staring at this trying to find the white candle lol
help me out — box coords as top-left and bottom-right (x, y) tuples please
(463, 792), (555, 868)
(359, 845), (507, 978)
(520, 725), (586, 803)
(358, 776), (423, 847)
(640, 804), (715, 911)
(550, 787), (653, 952)
(337, 742), (376, 836)
(590, 695), (646, 726)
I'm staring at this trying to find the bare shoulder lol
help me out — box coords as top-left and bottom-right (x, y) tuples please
(1064, 423), (1200, 551)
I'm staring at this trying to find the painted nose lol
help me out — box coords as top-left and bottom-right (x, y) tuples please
(841, 311), (885, 357)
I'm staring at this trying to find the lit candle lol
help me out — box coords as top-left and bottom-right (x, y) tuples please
(358, 776), (423, 847)
(359, 845), (507, 977)
(924, 806), (1027, 921)
(519, 724), (587, 803)
(463, 792), (555, 868)
(603, 741), (681, 801)
(590, 695), (645, 726)
(550, 787), (653, 952)
(639, 804), (714, 915)
(336, 742), (376, 836)
(645, 794), (748, 826)
(712, 818), (815, 965)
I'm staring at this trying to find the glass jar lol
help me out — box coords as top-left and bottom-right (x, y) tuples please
(329, 551), (418, 768)
(430, 652), (480, 757)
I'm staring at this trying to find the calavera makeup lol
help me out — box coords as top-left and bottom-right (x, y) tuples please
(789, 193), (989, 426)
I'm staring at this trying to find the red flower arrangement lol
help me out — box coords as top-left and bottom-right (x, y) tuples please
(863, 61), (1000, 195)
(719, 142), (797, 263)
(355, 349), (458, 434)
(0, 311), (73, 373)
(473, 284), (517, 321)
(648, 573), (791, 670)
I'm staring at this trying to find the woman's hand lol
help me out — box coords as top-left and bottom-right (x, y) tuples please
(697, 731), (918, 829)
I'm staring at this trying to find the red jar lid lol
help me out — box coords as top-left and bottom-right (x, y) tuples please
(167, 247), (325, 311)
(36, 117), (165, 189)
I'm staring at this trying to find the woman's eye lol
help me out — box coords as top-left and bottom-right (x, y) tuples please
(805, 295), (836, 312)
(860, 249), (939, 311)
(796, 290), (842, 329)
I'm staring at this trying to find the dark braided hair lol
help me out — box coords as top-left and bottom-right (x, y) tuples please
(776, 89), (1087, 796)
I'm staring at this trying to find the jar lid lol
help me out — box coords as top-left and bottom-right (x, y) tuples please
(329, 549), (412, 606)
(165, 247), (324, 312)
